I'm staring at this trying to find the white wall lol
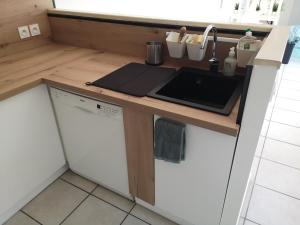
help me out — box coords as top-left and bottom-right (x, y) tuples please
(288, 1), (300, 25)
(278, 0), (300, 25)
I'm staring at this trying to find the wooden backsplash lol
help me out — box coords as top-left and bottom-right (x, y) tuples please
(0, 0), (53, 57)
(49, 16), (247, 70)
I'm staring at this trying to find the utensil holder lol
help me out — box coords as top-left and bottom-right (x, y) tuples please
(186, 35), (208, 61)
(166, 32), (189, 59)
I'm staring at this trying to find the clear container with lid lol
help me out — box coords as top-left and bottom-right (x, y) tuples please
(238, 29), (258, 51)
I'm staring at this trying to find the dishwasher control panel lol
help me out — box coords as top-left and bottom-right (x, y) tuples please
(50, 87), (122, 119)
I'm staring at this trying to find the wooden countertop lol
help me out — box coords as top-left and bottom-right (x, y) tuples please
(0, 42), (240, 136)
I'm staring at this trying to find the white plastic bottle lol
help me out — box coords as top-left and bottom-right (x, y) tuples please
(238, 29), (257, 51)
(224, 47), (237, 76)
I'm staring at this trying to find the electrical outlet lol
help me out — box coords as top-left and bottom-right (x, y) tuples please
(29, 24), (41, 36)
(18, 26), (30, 39)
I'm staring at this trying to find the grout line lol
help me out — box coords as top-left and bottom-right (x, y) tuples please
(20, 210), (43, 225)
(59, 177), (134, 214)
(255, 183), (300, 202)
(119, 213), (130, 225)
(266, 136), (300, 148)
(245, 218), (261, 225)
(260, 157), (300, 172)
(274, 105), (300, 114)
(59, 194), (90, 225)
(89, 193), (134, 214)
(129, 214), (152, 225)
(275, 95), (300, 102)
(57, 180), (98, 225)
(120, 203), (151, 225)
(119, 203), (136, 225)
(59, 177), (93, 194)
(242, 63), (285, 224)
(268, 120), (300, 129)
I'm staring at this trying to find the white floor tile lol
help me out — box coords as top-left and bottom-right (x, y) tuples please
(277, 88), (300, 101)
(92, 186), (134, 212)
(260, 120), (269, 137)
(247, 185), (300, 225)
(131, 205), (177, 225)
(263, 138), (300, 170)
(271, 108), (300, 127)
(256, 159), (300, 199)
(23, 179), (88, 225)
(282, 70), (300, 82)
(275, 97), (300, 113)
(267, 122), (300, 146)
(283, 66), (300, 75)
(244, 220), (259, 225)
(122, 215), (148, 225)
(62, 195), (127, 225)
(61, 170), (97, 193)
(280, 80), (300, 91)
(4, 212), (39, 225)
(255, 136), (265, 157)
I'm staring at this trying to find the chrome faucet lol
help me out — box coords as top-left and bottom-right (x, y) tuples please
(202, 25), (219, 72)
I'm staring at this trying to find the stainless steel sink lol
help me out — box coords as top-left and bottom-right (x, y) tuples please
(147, 67), (243, 115)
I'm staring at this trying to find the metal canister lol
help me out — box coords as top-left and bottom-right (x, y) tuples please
(145, 41), (163, 66)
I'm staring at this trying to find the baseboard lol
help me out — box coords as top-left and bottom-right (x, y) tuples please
(0, 164), (68, 225)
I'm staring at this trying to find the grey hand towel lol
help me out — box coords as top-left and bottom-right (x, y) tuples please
(154, 118), (186, 163)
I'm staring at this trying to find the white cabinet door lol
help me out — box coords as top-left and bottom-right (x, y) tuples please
(0, 85), (66, 224)
(155, 119), (237, 225)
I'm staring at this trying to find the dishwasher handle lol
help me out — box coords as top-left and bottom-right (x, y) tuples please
(74, 105), (95, 114)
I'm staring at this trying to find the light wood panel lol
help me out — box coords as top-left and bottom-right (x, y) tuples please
(123, 107), (155, 205)
(0, 0), (53, 57)
(49, 16), (245, 70)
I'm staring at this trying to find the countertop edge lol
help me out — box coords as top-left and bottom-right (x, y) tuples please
(47, 8), (273, 33)
(43, 78), (240, 137)
(254, 26), (290, 69)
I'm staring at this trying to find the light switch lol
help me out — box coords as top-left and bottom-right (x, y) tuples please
(29, 24), (41, 36)
(18, 26), (30, 39)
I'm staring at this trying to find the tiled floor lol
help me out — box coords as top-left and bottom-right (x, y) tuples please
(4, 53), (300, 225)
(4, 170), (177, 225)
(239, 57), (300, 225)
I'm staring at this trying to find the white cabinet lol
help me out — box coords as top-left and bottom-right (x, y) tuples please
(0, 85), (66, 224)
(154, 117), (237, 225)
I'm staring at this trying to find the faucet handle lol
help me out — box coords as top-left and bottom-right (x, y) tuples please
(209, 57), (220, 73)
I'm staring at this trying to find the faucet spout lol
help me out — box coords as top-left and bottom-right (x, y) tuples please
(203, 25), (219, 72)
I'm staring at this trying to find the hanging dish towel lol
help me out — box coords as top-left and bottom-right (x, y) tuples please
(154, 118), (186, 163)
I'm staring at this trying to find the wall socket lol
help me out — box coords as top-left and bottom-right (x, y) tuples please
(18, 26), (31, 39)
(29, 24), (41, 36)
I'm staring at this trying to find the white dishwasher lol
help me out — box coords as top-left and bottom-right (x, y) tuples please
(50, 87), (130, 198)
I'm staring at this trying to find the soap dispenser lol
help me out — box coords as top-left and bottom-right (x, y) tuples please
(224, 47), (237, 76)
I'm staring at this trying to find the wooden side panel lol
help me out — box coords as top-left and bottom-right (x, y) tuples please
(123, 107), (155, 205)
(0, 0), (53, 57)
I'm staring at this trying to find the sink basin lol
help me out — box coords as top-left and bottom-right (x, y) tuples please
(147, 67), (243, 115)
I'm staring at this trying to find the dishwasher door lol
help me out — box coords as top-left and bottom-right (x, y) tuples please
(50, 88), (130, 198)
